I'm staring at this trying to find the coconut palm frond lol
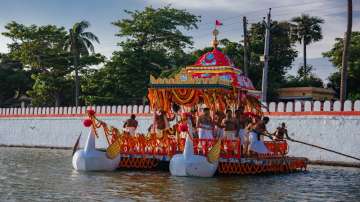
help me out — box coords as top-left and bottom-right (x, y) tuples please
(82, 37), (95, 53)
(73, 20), (90, 35)
(81, 32), (100, 44)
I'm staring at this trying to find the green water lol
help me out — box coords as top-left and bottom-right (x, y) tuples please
(0, 147), (359, 201)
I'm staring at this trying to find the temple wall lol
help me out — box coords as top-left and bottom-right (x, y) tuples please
(266, 115), (360, 163)
(0, 100), (359, 164)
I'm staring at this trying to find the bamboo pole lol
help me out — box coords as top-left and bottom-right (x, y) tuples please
(287, 138), (360, 161)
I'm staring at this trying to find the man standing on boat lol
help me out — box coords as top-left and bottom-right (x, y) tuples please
(222, 109), (237, 140)
(197, 108), (214, 139)
(235, 106), (249, 139)
(273, 122), (291, 141)
(189, 108), (198, 137)
(248, 116), (270, 154)
(123, 114), (138, 135)
(235, 106), (250, 153)
(214, 110), (225, 138)
(153, 109), (175, 134)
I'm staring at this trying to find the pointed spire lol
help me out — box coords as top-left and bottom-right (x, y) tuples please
(211, 28), (219, 48)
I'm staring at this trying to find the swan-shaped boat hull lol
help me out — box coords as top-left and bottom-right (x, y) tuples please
(72, 129), (120, 171)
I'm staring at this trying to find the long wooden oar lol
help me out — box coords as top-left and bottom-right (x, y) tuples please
(286, 137), (360, 161)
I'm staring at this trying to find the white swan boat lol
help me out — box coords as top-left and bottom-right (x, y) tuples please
(72, 129), (121, 171)
(169, 120), (220, 177)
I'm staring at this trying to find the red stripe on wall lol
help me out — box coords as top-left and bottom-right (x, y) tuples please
(0, 113), (153, 118)
(1, 111), (360, 118)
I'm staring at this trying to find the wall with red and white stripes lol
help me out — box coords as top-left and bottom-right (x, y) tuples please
(0, 100), (359, 163)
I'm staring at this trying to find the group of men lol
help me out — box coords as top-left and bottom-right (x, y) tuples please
(196, 107), (261, 154)
(122, 106), (290, 155)
(195, 107), (290, 154)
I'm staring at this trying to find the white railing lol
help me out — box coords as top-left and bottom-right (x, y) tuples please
(0, 105), (151, 115)
(262, 100), (360, 112)
(0, 100), (360, 116)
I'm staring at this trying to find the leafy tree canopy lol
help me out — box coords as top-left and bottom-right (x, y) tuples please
(2, 21), (104, 106)
(323, 32), (360, 100)
(0, 54), (32, 107)
(82, 6), (200, 105)
(112, 6), (199, 52)
(291, 14), (324, 45)
(248, 21), (298, 100)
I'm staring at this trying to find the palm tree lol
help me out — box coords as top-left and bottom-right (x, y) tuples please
(65, 21), (99, 106)
(291, 14), (324, 69)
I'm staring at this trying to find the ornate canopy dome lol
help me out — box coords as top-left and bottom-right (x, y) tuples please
(150, 28), (259, 92)
(148, 27), (261, 113)
(193, 48), (233, 67)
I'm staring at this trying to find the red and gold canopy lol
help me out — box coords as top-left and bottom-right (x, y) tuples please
(148, 29), (261, 114)
(187, 48), (255, 90)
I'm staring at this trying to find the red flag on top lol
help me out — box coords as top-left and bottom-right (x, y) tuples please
(215, 20), (223, 26)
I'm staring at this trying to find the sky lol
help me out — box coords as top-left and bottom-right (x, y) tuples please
(0, 0), (359, 82)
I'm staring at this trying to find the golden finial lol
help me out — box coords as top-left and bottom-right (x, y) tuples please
(211, 28), (219, 48)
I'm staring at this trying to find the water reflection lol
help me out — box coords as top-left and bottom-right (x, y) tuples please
(0, 147), (359, 201)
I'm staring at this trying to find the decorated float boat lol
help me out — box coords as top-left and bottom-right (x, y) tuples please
(73, 28), (308, 177)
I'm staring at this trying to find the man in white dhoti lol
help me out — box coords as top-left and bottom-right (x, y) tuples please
(197, 108), (214, 139)
(123, 114), (138, 135)
(248, 116), (271, 154)
(214, 110), (225, 138)
(220, 109), (238, 154)
(197, 108), (214, 154)
(222, 109), (237, 140)
(235, 107), (251, 155)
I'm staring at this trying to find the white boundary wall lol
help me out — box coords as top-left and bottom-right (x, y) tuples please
(0, 100), (360, 163)
(0, 116), (150, 150)
(267, 115), (360, 163)
(1, 100), (359, 116)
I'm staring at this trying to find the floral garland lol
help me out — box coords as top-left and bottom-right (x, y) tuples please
(171, 89), (200, 107)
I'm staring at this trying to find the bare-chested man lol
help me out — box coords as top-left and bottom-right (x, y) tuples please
(235, 107), (250, 154)
(214, 110), (226, 138)
(189, 108), (198, 137)
(197, 108), (214, 139)
(273, 122), (290, 141)
(221, 109), (237, 140)
(153, 109), (174, 133)
(123, 114), (138, 135)
(248, 116), (271, 154)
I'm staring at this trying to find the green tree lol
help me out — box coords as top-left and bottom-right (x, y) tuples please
(0, 54), (32, 107)
(64, 21), (99, 107)
(323, 32), (360, 100)
(2, 21), (68, 69)
(291, 14), (324, 68)
(219, 39), (244, 67)
(248, 21), (298, 100)
(2, 21), (72, 106)
(113, 6), (199, 51)
(82, 6), (200, 105)
(284, 65), (324, 88)
(2, 21), (104, 106)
